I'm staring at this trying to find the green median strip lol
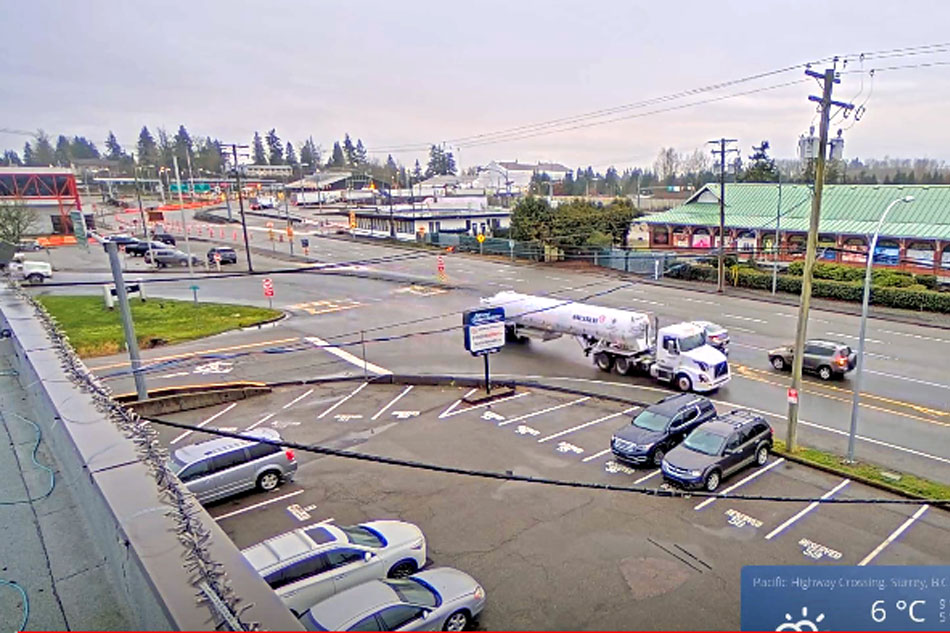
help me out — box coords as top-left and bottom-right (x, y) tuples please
(773, 439), (950, 503)
(36, 295), (283, 358)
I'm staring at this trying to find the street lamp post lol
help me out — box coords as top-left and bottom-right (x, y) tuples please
(845, 195), (914, 463)
(477, 165), (511, 207)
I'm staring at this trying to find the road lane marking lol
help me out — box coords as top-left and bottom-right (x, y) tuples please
(727, 325), (758, 334)
(693, 458), (786, 511)
(497, 396), (591, 427)
(731, 342), (767, 351)
(157, 371), (191, 379)
(581, 448), (611, 462)
(213, 490), (304, 521)
(538, 407), (639, 443)
(879, 329), (950, 345)
(634, 469), (661, 484)
(857, 505), (930, 566)
(318, 382), (369, 419)
(282, 388), (314, 409)
(371, 386), (414, 420)
(825, 331), (885, 345)
(438, 389), (478, 419)
(305, 336), (392, 375)
(722, 313), (768, 324)
(764, 479), (850, 540)
(680, 297), (717, 306)
(441, 392), (530, 419)
(864, 369), (950, 391)
(89, 336), (301, 371)
(171, 402), (238, 444)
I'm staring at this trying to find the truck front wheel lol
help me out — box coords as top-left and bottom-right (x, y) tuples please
(614, 356), (632, 375)
(594, 352), (614, 372)
(26, 273), (44, 284)
(675, 373), (693, 392)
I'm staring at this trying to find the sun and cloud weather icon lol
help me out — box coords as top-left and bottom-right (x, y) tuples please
(775, 606), (826, 632)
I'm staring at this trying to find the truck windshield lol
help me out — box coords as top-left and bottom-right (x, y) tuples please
(678, 332), (706, 352)
(683, 429), (726, 456)
(632, 410), (670, 432)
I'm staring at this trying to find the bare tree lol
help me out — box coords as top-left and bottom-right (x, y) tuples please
(0, 200), (39, 244)
(654, 147), (680, 183)
(681, 148), (711, 174)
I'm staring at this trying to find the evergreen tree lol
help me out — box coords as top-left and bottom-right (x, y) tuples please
(105, 131), (124, 160)
(157, 127), (174, 167)
(252, 131), (267, 165)
(397, 165), (408, 188)
(342, 134), (356, 166)
(54, 135), (71, 166)
(354, 139), (367, 165)
(445, 151), (457, 175)
(328, 142), (346, 168)
(137, 126), (158, 165)
(285, 141), (298, 169)
(173, 125), (193, 166)
(738, 141), (778, 182)
(33, 131), (55, 165)
(265, 129), (283, 165)
(69, 136), (99, 160)
(385, 154), (398, 179)
(562, 171), (575, 195)
(22, 142), (34, 165)
(425, 144), (445, 177)
(412, 159), (423, 182)
(299, 136), (318, 168)
(195, 137), (224, 174)
(1, 150), (22, 166)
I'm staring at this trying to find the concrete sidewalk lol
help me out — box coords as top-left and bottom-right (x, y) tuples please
(0, 345), (128, 632)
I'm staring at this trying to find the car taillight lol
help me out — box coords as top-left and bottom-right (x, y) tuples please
(836, 356), (847, 366)
(285, 450), (295, 461)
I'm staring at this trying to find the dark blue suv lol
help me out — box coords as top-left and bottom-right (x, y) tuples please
(611, 393), (717, 467)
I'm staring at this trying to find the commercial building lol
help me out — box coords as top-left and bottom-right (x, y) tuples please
(350, 205), (509, 240)
(642, 183), (950, 274)
(241, 164), (293, 179)
(475, 160), (571, 192)
(0, 166), (90, 233)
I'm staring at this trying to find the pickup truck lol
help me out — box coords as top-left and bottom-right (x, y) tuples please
(9, 259), (53, 283)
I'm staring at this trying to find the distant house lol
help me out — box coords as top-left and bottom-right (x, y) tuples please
(475, 160), (571, 192)
(241, 164), (293, 179)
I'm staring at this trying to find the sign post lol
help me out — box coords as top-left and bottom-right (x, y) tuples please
(213, 251), (222, 272)
(463, 307), (506, 395)
(262, 277), (274, 309)
(477, 232), (485, 255)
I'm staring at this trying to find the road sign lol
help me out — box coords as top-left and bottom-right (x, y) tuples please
(287, 225), (294, 237)
(476, 233), (485, 243)
(437, 255), (445, 272)
(300, 238), (309, 248)
(213, 252), (222, 262)
(349, 211), (357, 229)
(787, 387), (798, 404)
(69, 210), (87, 247)
(262, 278), (274, 298)
(266, 221), (274, 228)
(463, 307), (506, 356)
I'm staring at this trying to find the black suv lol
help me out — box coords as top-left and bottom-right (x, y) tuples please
(661, 410), (773, 492)
(611, 393), (717, 466)
(207, 246), (238, 264)
(152, 232), (177, 246)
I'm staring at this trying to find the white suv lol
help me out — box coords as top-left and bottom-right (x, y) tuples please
(242, 520), (427, 614)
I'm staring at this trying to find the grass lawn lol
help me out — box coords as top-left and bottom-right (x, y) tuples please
(37, 295), (283, 357)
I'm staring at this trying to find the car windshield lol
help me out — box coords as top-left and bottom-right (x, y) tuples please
(383, 578), (440, 608)
(678, 332), (706, 352)
(167, 455), (187, 475)
(632, 410), (670, 432)
(683, 429), (726, 456)
(338, 525), (385, 548)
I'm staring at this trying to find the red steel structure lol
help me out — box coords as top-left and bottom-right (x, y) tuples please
(0, 167), (82, 234)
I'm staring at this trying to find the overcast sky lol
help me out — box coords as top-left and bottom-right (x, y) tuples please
(3, 0), (950, 171)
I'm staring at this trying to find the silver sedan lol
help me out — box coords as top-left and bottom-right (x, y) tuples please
(298, 567), (486, 632)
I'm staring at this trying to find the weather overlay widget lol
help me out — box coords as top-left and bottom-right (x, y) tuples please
(741, 566), (950, 631)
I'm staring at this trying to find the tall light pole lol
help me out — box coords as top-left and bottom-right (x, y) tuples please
(772, 171), (782, 295)
(846, 195), (914, 463)
(173, 155), (195, 276)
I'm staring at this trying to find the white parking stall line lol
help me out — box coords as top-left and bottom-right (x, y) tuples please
(722, 313), (768, 324)
(764, 479), (850, 540)
(498, 396), (591, 427)
(371, 385), (414, 420)
(581, 448), (612, 463)
(171, 402), (238, 444)
(693, 458), (786, 511)
(282, 388), (315, 409)
(213, 490), (304, 521)
(305, 336), (392, 375)
(438, 389), (478, 419)
(318, 382), (369, 419)
(634, 469), (661, 485)
(244, 412), (276, 431)
(538, 407), (639, 444)
(441, 391), (530, 419)
(857, 505), (930, 566)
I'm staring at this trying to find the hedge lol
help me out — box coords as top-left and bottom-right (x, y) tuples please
(667, 264), (950, 313)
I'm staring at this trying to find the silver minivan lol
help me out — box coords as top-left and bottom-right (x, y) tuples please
(169, 428), (297, 503)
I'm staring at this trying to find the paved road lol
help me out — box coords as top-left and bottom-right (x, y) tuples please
(34, 225), (950, 483)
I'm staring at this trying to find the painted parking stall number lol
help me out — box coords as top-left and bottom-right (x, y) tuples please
(798, 538), (842, 561)
(725, 509), (763, 529)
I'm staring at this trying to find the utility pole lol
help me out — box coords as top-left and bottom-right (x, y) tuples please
(772, 169), (782, 295)
(131, 158), (156, 265)
(105, 242), (148, 401)
(173, 156), (195, 276)
(283, 173), (294, 256)
(786, 63), (853, 451)
(222, 143), (253, 273)
(185, 148), (196, 201)
(708, 138), (738, 293)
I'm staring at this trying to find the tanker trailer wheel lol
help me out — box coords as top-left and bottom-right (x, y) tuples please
(614, 356), (632, 375)
(594, 352), (614, 372)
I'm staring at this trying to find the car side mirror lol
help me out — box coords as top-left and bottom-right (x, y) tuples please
(363, 552), (373, 562)
(421, 611), (429, 620)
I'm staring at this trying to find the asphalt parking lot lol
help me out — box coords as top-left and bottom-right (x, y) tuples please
(152, 382), (949, 630)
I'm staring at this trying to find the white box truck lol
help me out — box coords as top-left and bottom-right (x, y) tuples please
(481, 291), (730, 393)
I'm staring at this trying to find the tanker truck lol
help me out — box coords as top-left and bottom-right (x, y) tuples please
(480, 291), (730, 393)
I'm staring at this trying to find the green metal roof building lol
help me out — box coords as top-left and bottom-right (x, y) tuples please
(641, 183), (950, 272)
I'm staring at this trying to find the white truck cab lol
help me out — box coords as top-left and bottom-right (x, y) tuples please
(9, 258), (53, 284)
(651, 322), (729, 392)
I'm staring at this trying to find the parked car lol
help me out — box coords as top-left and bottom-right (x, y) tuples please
(611, 393), (717, 466)
(661, 409), (773, 492)
(168, 427), (297, 503)
(207, 246), (238, 264)
(8, 259), (53, 284)
(101, 233), (140, 245)
(145, 248), (201, 268)
(125, 240), (167, 257)
(152, 232), (177, 246)
(297, 568), (486, 632)
(691, 320), (730, 354)
(243, 519), (427, 613)
(18, 239), (42, 252)
(767, 339), (857, 381)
